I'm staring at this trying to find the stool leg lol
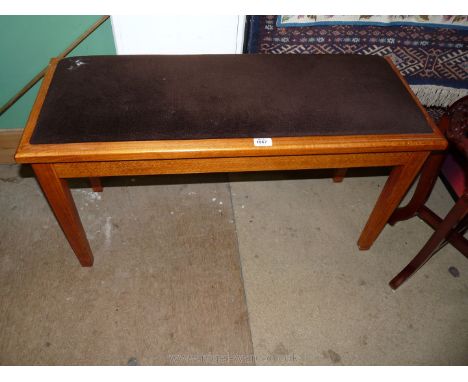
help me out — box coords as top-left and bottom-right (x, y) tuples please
(333, 168), (347, 183)
(389, 152), (445, 225)
(89, 177), (103, 192)
(389, 192), (468, 290)
(358, 152), (429, 250)
(33, 164), (94, 266)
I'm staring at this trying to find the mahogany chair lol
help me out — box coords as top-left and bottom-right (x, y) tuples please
(388, 96), (468, 290)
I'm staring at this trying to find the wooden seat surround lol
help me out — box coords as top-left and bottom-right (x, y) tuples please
(15, 54), (447, 267)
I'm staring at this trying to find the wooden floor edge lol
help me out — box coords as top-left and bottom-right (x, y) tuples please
(0, 129), (23, 164)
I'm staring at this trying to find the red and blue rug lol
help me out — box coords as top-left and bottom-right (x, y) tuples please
(246, 16), (468, 110)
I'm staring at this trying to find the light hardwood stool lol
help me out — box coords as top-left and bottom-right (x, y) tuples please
(15, 54), (447, 266)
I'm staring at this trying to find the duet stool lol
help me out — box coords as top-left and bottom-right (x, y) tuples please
(15, 54), (447, 266)
(389, 96), (468, 289)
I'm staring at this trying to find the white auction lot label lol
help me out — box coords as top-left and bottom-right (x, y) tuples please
(253, 138), (273, 146)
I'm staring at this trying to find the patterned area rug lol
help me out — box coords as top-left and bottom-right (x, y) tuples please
(277, 15), (468, 29)
(426, 106), (447, 124)
(246, 16), (468, 108)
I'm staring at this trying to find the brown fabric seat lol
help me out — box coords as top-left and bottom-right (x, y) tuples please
(30, 54), (432, 144)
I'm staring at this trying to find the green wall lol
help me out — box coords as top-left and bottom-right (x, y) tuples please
(0, 16), (116, 129)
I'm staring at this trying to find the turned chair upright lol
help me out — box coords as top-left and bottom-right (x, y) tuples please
(389, 96), (468, 290)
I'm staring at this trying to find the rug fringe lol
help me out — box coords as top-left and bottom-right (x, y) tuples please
(410, 85), (468, 108)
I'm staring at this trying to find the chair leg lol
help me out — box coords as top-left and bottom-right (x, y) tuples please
(388, 152), (445, 225)
(89, 177), (103, 192)
(418, 206), (468, 257)
(389, 192), (468, 290)
(332, 168), (347, 183)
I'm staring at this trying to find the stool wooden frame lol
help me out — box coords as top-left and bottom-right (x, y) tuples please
(15, 57), (447, 266)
